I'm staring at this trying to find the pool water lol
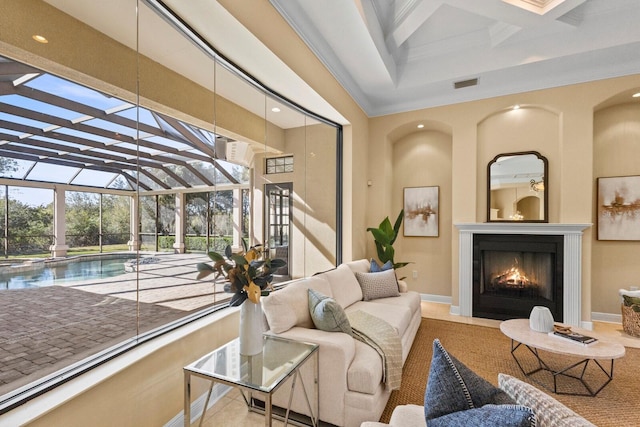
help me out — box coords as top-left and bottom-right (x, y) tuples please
(0, 257), (135, 290)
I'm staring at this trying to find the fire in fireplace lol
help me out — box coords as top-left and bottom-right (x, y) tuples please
(473, 234), (563, 321)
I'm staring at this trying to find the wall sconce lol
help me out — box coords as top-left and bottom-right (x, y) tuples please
(530, 179), (544, 192)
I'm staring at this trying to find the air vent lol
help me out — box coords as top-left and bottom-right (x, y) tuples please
(454, 78), (478, 89)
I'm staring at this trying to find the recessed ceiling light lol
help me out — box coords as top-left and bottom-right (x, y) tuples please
(417, 124), (424, 129)
(632, 92), (640, 98)
(271, 107), (281, 113)
(32, 35), (48, 44)
(513, 104), (520, 110)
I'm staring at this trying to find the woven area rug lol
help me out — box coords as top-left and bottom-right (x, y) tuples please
(381, 318), (639, 426)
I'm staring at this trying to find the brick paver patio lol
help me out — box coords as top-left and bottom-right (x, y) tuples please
(0, 253), (227, 397)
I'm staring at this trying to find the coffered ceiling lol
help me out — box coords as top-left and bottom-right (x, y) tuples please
(270, 0), (640, 116)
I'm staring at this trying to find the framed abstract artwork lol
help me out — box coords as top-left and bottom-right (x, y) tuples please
(597, 175), (640, 241)
(403, 186), (439, 237)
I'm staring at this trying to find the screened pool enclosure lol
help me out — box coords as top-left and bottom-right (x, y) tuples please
(0, 0), (341, 413)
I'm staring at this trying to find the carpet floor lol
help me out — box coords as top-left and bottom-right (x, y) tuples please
(381, 318), (639, 426)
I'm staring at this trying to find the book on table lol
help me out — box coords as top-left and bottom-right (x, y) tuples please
(549, 327), (598, 346)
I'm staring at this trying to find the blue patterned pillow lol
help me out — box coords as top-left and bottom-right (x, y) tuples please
(308, 289), (352, 336)
(424, 339), (532, 424)
(429, 405), (535, 427)
(370, 258), (393, 272)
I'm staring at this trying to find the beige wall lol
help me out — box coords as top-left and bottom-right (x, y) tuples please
(255, 123), (338, 278)
(369, 75), (640, 321)
(216, 0), (371, 263)
(391, 131), (452, 296)
(593, 102), (640, 314)
(478, 107), (560, 221)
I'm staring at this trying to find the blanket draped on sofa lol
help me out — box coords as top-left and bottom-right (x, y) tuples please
(348, 310), (402, 390)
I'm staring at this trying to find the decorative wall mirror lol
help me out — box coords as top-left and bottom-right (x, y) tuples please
(487, 151), (548, 222)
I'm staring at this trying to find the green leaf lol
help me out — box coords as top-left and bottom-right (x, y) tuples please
(378, 217), (393, 237)
(369, 228), (391, 245)
(206, 251), (225, 262)
(390, 210), (404, 245)
(393, 262), (411, 270)
(250, 260), (266, 269)
(195, 263), (214, 280)
(224, 245), (233, 259)
(231, 254), (248, 266)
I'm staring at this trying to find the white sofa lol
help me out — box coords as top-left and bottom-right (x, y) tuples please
(261, 259), (422, 427)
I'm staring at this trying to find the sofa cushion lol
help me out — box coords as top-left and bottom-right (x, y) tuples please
(372, 291), (421, 315)
(345, 258), (371, 275)
(424, 339), (515, 422)
(308, 289), (353, 335)
(262, 276), (332, 333)
(429, 405), (534, 427)
(347, 340), (383, 394)
(498, 373), (596, 427)
(321, 264), (363, 308)
(346, 301), (412, 337)
(356, 269), (400, 301)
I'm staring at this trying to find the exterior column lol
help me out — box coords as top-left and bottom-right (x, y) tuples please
(173, 192), (186, 253)
(127, 194), (139, 251)
(49, 187), (68, 257)
(232, 188), (242, 248)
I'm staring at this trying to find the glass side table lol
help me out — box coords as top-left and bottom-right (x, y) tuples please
(184, 335), (319, 427)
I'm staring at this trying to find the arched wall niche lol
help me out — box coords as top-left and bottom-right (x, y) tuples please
(387, 120), (452, 142)
(594, 87), (640, 112)
(387, 120), (453, 298)
(477, 105), (561, 222)
(592, 94), (640, 315)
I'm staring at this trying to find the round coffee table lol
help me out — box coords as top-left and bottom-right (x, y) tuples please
(500, 318), (625, 396)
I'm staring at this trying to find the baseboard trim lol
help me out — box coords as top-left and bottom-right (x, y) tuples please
(420, 293), (452, 305)
(592, 311), (622, 324)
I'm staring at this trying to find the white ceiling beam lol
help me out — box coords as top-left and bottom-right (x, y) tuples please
(444, 0), (583, 29)
(501, 0), (587, 22)
(391, 0), (444, 48)
(354, 0), (398, 84)
(489, 22), (522, 47)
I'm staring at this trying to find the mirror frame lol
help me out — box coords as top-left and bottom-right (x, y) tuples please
(487, 151), (548, 223)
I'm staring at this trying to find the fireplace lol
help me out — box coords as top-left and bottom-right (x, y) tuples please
(455, 223), (590, 327)
(473, 234), (563, 320)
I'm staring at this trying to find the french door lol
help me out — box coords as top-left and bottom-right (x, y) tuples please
(265, 183), (292, 278)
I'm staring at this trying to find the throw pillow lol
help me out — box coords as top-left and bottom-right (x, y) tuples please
(355, 269), (400, 301)
(498, 373), (596, 427)
(424, 339), (517, 422)
(370, 258), (393, 272)
(429, 405), (535, 427)
(308, 289), (352, 336)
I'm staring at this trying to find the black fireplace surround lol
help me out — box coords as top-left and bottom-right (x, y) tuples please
(473, 234), (563, 321)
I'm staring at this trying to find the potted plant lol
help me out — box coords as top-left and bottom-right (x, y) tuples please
(197, 240), (286, 355)
(367, 209), (410, 277)
(196, 240), (287, 306)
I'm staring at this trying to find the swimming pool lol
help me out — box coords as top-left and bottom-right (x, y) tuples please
(0, 256), (137, 290)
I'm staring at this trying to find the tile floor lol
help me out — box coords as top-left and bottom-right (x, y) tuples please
(194, 301), (640, 426)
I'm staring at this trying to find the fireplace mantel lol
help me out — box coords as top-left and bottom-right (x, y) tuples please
(454, 223), (591, 327)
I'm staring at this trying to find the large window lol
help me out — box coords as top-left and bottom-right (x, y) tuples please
(0, 0), (341, 413)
